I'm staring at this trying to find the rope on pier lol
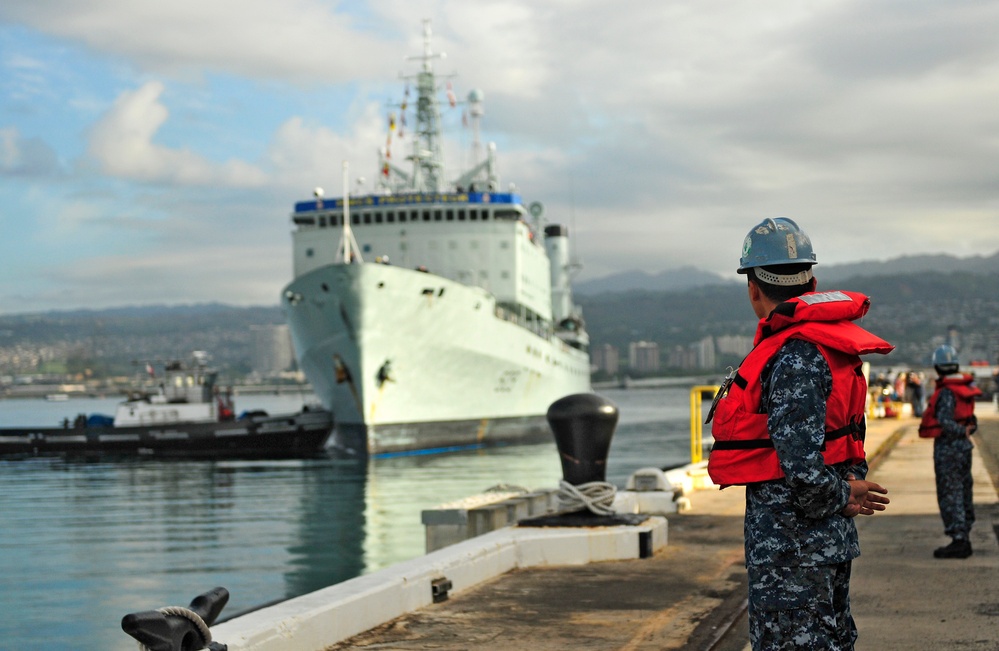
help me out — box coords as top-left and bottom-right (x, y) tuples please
(557, 479), (617, 516)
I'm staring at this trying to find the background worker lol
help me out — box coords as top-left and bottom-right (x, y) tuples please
(918, 344), (981, 559)
(708, 217), (892, 651)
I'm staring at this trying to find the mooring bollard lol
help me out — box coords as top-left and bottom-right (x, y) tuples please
(547, 392), (620, 486)
(121, 586), (229, 651)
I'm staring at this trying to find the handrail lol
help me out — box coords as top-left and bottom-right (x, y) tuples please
(689, 385), (720, 464)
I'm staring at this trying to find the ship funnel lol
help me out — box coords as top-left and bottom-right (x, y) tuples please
(545, 224), (573, 324)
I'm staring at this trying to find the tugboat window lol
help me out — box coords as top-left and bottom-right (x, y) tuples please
(469, 209), (478, 220)
(352, 215), (360, 225)
(423, 210), (431, 222)
(387, 211), (395, 223)
(364, 214), (372, 224)
(319, 217), (327, 227)
(446, 209), (454, 221)
(458, 209), (466, 220)
(434, 209), (442, 221)
(375, 212), (383, 223)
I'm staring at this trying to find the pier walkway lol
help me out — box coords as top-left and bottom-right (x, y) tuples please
(326, 411), (999, 651)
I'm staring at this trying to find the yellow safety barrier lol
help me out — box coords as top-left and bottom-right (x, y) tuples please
(689, 385), (720, 464)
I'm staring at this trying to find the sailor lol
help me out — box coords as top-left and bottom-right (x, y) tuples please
(919, 344), (981, 559)
(707, 217), (893, 651)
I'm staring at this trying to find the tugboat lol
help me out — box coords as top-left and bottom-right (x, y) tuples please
(0, 352), (332, 458)
(280, 21), (591, 456)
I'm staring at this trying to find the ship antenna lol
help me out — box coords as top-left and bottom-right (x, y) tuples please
(401, 19), (449, 193)
(338, 161), (363, 264)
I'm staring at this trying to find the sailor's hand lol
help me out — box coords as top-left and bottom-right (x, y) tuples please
(841, 476), (889, 518)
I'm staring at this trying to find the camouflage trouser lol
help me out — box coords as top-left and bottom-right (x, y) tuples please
(933, 437), (975, 540)
(747, 561), (856, 651)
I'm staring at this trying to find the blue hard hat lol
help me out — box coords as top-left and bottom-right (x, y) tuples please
(738, 217), (817, 273)
(932, 344), (958, 366)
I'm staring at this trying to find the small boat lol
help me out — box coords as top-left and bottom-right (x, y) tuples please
(45, 393), (70, 402)
(0, 352), (333, 458)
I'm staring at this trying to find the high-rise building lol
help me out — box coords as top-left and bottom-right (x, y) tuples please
(628, 341), (660, 373)
(591, 344), (620, 375)
(251, 324), (295, 376)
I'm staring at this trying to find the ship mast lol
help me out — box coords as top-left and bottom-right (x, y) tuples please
(403, 19), (448, 193)
(337, 161), (363, 264)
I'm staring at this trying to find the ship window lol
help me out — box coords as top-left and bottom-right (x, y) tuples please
(482, 211), (490, 221)
(422, 210), (431, 222)
(412, 210), (420, 222)
(352, 214), (360, 225)
(446, 209), (454, 221)
(293, 216), (316, 226)
(469, 209), (478, 221)
(319, 216), (327, 227)
(495, 209), (519, 220)
(306, 248), (314, 257)
(363, 244), (372, 252)
(434, 210), (442, 221)
(374, 212), (383, 224)
(398, 212), (406, 223)
(458, 209), (466, 220)
(332, 214), (340, 226)
(386, 211), (395, 223)
(364, 214), (372, 224)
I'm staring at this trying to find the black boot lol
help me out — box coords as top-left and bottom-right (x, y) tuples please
(933, 538), (972, 559)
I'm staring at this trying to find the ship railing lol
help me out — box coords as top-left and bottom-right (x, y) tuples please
(494, 304), (556, 341)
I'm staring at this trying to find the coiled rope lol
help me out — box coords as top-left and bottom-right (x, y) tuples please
(136, 606), (213, 651)
(557, 479), (617, 516)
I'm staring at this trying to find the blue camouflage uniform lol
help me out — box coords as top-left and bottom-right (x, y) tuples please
(746, 338), (864, 651)
(932, 388), (975, 542)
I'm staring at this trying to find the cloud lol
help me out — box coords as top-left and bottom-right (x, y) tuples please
(0, 0), (394, 83)
(85, 81), (268, 187)
(0, 127), (61, 176)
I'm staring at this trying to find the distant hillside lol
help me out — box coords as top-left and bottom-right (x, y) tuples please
(574, 266), (732, 295)
(577, 268), (999, 367)
(2, 256), (997, 378)
(818, 251), (999, 283)
(575, 251), (999, 294)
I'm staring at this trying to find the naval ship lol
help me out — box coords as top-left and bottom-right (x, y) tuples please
(281, 22), (591, 456)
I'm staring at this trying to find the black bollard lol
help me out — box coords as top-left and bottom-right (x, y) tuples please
(121, 587), (229, 651)
(547, 393), (619, 485)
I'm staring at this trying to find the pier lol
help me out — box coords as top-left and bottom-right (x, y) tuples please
(206, 410), (999, 651)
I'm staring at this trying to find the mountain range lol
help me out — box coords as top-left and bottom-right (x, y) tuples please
(574, 251), (999, 295)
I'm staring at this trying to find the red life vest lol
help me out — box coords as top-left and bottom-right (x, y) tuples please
(918, 374), (981, 438)
(707, 290), (893, 487)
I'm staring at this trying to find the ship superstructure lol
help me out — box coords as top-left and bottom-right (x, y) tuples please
(281, 22), (590, 455)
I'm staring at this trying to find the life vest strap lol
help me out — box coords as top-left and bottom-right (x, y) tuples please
(712, 419), (865, 451)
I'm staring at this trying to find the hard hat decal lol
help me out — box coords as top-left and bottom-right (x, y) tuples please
(742, 235), (752, 259)
(786, 233), (797, 259)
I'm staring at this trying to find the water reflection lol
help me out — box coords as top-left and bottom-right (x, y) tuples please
(0, 387), (698, 650)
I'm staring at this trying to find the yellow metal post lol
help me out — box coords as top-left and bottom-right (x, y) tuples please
(689, 385), (720, 464)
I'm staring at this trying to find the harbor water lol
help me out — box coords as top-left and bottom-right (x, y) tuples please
(0, 387), (700, 650)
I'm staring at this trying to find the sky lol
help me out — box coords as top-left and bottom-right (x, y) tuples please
(2, 0), (998, 315)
